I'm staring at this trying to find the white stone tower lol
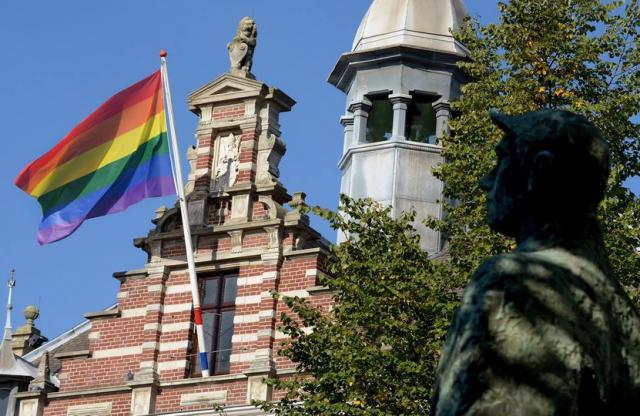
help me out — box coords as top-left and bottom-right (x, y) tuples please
(329, 0), (469, 253)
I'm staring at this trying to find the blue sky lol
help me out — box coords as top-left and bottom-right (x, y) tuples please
(0, 1), (631, 339)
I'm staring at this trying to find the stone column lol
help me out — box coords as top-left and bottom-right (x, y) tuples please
(348, 99), (371, 144)
(340, 115), (355, 152)
(129, 380), (159, 416)
(242, 251), (281, 404)
(433, 99), (451, 145)
(17, 392), (45, 416)
(187, 196), (208, 227)
(389, 94), (412, 141)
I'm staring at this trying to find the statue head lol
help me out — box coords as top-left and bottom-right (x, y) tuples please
(236, 16), (257, 42)
(480, 109), (610, 239)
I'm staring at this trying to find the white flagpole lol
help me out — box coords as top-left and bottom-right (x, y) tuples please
(159, 50), (210, 378)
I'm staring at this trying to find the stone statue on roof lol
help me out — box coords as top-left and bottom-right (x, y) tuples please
(432, 109), (640, 415)
(228, 16), (257, 78)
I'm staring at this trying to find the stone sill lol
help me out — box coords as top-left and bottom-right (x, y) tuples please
(283, 247), (326, 258)
(214, 218), (281, 233)
(15, 391), (47, 400)
(48, 384), (128, 399)
(307, 286), (333, 295)
(112, 269), (147, 280)
(153, 403), (267, 416)
(43, 374), (248, 399)
(275, 368), (298, 376)
(84, 309), (120, 320)
(159, 373), (246, 388)
(55, 350), (92, 360)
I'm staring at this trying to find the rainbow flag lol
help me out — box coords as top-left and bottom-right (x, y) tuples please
(15, 71), (176, 245)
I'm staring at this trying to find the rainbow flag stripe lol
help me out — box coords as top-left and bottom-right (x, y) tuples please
(15, 71), (176, 245)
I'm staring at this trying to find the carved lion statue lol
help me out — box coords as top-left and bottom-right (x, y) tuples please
(228, 16), (257, 78)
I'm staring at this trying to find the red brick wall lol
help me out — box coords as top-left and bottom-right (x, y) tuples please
(161, 239), (186, 258)
(57, 275), (155, 391)
(154, 379), (248, 413)
(156, 271), (192, 381)
(207, 201), (230, 225)
(44, 249), (328, 413)
(196, 235), (231, 255)
(194, 131), (214, 190)
(213, 103), (245, 121)
(252, 200), (270, 220)
(236, 129), (259, 184)
(242, 231), (268, 250)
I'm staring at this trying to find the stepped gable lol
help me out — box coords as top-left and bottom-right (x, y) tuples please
(136, 72), (327, 264)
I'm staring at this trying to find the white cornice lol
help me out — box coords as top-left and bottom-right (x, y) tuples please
(338, 140), (443, 170)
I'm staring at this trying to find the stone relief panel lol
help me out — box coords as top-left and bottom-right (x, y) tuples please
(211, 132), (241, 193)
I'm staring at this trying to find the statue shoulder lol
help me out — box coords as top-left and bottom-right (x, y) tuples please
(433, 253), (532, 414)
(475, 252), (531, 276)
(457, 251), (557, 322)
(465, 253), (530, 296)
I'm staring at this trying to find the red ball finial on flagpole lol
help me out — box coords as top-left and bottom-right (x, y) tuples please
(159, 49), (168, 58)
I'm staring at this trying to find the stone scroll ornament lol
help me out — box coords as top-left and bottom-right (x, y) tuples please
(256, 133), (286, 185)
(228, 16), (257, 78)
(431, 109), (640, 415)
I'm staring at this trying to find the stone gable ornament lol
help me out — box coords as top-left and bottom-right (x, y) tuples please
(28, 350), (54, 392)
(432, 109), (640, 415)
(256, 133), (286, 185)
(228, 16), (257, 78)
(185, 144), (198, 194)
(212, 132), (241, 192)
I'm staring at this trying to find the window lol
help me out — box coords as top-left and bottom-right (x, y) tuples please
(198, 273), (238, 375)
(0, 388), (10, 416)
(406, 96), (437, 144)
(365, 96), (393, 143)
(0, 387), (15, 416)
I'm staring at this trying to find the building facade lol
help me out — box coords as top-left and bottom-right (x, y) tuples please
(13, 38), (333, 416)
(5, 1), (469, 414)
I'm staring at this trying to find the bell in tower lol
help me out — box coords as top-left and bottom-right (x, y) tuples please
(329, 0), (470, 253)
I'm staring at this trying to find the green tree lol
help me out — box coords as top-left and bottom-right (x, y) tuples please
(437, 0), (640, 304)
(260, 197), (458, 415)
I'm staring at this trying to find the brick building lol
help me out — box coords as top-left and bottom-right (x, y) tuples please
(13, 41), (333, 416)
(2, 0), (469, 414)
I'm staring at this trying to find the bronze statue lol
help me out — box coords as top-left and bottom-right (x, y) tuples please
(228, 16), (257, 78)
(432, 109), (640, 415)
